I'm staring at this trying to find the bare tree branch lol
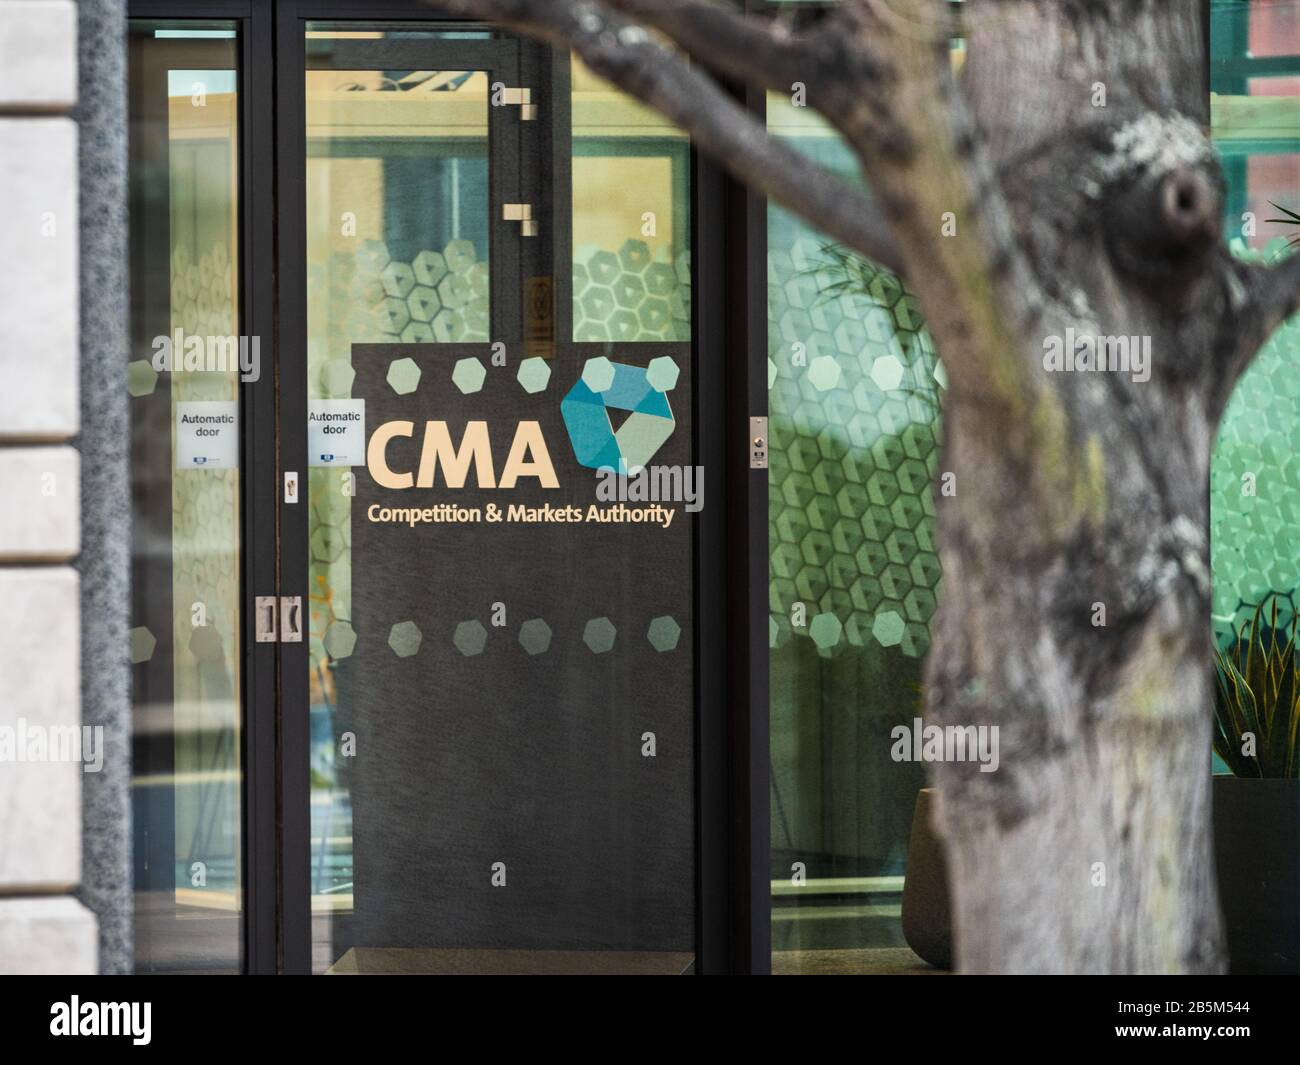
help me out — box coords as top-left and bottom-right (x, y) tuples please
(1213, 253), (1300, 412)
(1247, 252), (1300, 352)
(422, 0), (904, 273)
(599, 0), (842, 95)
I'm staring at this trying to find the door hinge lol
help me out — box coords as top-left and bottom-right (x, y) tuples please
(750, 416), (769, 469)
(503, 202), (538, 237)
(498, 86), (537, 121)
(255, 595), (303, 643)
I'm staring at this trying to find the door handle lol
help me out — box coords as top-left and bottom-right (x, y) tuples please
(255, 596), (278, 643)
(280, 596), (303, 643)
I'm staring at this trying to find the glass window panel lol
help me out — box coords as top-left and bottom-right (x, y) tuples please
(127, 20), (243, 973)
(304, 29), (696, 975)
(766, 93), (944, 975)
(1210, 2), (1300, 673)
(571, 57), (690, 342)
(1249, 0), (1300, 56)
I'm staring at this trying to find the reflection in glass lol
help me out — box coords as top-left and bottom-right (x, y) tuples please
(304, 29), (697, 975)
(766, 92), (943, 974)
(1209, 2), (1300, 665)
(127, 21), (242, 973)
(571, 57), (690, 342)
(304, 39), (493, 969)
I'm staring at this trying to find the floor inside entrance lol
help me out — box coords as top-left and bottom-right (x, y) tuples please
(326, 948), (695, 975)
(324, 946), (935, 975)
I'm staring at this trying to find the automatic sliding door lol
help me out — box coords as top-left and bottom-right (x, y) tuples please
(292, 22), (697, 975)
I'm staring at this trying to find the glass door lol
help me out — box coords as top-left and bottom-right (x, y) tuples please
(279, 18), (699, 975)
(127, 19), (248, 974)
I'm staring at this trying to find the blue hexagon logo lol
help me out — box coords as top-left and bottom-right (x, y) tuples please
(560, 360), (675, 471)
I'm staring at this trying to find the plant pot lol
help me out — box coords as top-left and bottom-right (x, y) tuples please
(1213, 775), (1300, 974)
(900, 787), (953, 969)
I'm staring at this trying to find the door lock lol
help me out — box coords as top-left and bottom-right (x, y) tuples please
(750, 416), (769, 469)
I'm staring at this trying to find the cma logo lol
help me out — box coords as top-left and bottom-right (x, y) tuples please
(367, 420), (557, 489)
(367, 359), (678, 489)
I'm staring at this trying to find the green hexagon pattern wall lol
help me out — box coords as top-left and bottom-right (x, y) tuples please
(767, 236), (944, 662)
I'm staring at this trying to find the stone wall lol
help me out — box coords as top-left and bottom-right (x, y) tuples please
(0, 0), (103, 974)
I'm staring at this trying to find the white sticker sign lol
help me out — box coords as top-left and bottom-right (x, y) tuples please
(176, 401), (239, 470)
(309, 399), (366, 467)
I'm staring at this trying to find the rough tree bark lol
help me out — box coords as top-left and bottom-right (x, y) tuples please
(427, 0), (1300, 973)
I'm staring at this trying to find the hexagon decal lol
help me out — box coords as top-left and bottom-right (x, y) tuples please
(518, 618), (552, 655)
(517, 356), (552, 394)
(871, 609), (905, 648)
(323, 621), (357, 660)
(809, 612), (843, 651)
(581, 356), (616, 394)
(808, 355), (842, 392)
(870, 355), (905, 391)
(127, 360), (159, 398)
(583, 617), (617, 654)
(647, 616), (681, 652)
(387, 357), (421, 395)
(645, 355), (680, 393)
(452, 356), (486, 394)
(388, 620), (422, 657)
(129, 626), (156, 664)
(453, 620), (487, 657)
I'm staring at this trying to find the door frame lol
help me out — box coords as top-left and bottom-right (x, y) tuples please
(128, 0), (770, 975)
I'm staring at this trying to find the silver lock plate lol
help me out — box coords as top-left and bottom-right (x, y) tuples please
(749, 416), (769, 469)
(255, 596), (278, 643)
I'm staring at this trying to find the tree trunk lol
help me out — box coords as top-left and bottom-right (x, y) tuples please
(433, 0), (1300, 973)
(913, 1), (1228, 972)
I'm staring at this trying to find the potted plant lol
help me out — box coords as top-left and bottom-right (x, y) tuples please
(1212, 593), (1300, 974)
(1266, 201), (1300, 249)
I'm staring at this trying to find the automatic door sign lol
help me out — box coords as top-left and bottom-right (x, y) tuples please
(176, 401), (238, 470)
(309, 399), (366, 467)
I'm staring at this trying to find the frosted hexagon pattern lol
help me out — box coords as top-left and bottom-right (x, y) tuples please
(304, 236), (494, 671)
(767, 238), (944, 661)
(1211, 310), (1300, 644)
(573, 241), (690, 343)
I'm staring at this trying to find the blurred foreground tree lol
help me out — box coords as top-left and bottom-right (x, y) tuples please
(428, 0), (1300, 974)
